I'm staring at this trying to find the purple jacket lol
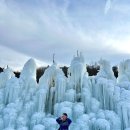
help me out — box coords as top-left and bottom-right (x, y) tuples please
(56, 117), (72, 130)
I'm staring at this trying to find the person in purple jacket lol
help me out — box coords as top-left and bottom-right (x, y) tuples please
(56, 113), (72, 130)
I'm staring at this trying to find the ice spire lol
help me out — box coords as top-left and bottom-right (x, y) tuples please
(53, 53), (55, 64)
(69, 51), (86, 101)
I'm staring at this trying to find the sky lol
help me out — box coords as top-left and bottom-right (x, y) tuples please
(0, 0), (130, 69)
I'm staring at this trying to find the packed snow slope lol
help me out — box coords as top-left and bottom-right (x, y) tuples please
(0, 54), (130, 130)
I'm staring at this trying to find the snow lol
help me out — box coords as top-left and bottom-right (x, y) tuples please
(1, 56), (130, 130)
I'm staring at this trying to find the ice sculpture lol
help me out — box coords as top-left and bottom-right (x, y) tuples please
(1, 56), (130, 130)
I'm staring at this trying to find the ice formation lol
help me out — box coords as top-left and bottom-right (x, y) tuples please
(0, 55), (130, 130)
(68, 52), (86, 101)
(97, 59), (115, 80)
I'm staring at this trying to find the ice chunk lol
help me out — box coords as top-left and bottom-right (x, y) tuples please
(0, 67), (14, 88)
(97, 59), (115, 80)
(72, 103), (84, 121)
(90, 98), (100, 113)
(17, 127), (28, 130)
(42, 118), (57, 130)
(3, 128), (15, 130)
(118, 59), (130, 83)
(35, 88), (47, 113)
(0, 89), (4, 104)
(94, 119), (110, 130)
(4, 77), (21, 104)
(76, 114), (89, 129)
(3, 106), (17, 128)
(0, 117), (4, 130)
(20, 58), (36, 81)
(33, 124), (45, 130)
(55, 72), (66, 103)
(105, 110), (121, 130)
(30, 112), (45, 130)
(54, 101), (73, 118)
(65, 89), (76, 102)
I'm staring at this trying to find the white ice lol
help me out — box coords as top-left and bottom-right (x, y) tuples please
(0, 56), (130, 130)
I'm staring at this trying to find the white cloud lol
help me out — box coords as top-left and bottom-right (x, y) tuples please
(105, 0), (112, 14)
(0, 0), (130, 66)
(0, 45), (47, 70)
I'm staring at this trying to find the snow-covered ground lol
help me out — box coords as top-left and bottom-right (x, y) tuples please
(0, 53), (130, 130)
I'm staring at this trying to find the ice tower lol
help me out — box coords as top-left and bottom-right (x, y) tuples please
(69, 51), (86, 101)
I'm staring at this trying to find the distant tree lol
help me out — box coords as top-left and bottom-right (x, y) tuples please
(36, 66), (49, 83)
(0, 64), (119, 82)
(13, 71), (20, 78)
(0, 67), (3, 73)
(112, 66), (118, 78)
(60, 66), (68, 77)
(87, 65), (100, 76)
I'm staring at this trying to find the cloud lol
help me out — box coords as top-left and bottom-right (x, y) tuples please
(105, 0), (112, 14)
(0, 0), (130, 67)
(0, 45), (48, 70)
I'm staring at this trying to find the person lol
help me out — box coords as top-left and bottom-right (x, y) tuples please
(56, 113), (72, 130)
